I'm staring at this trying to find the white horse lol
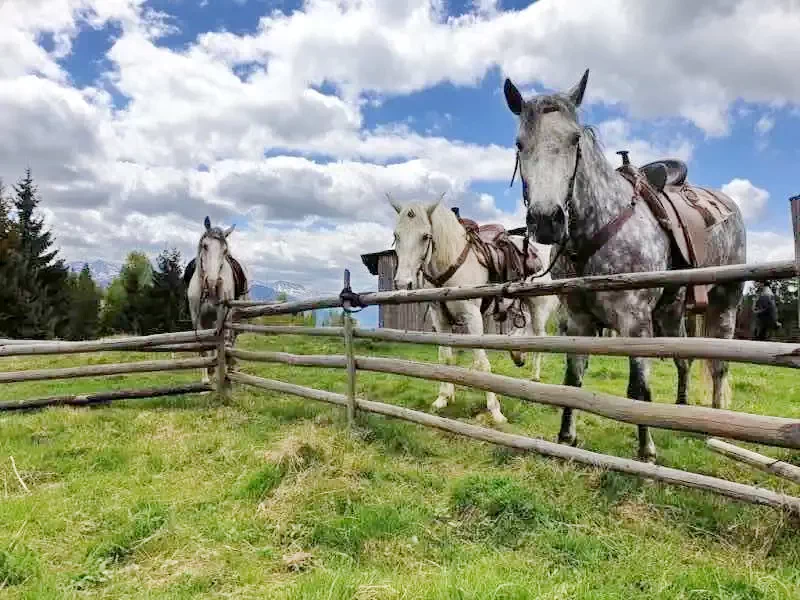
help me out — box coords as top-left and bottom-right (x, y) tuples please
(390, 197), (559, 423)
(507, 243), (560, 381)
(185, 216), (248, 384)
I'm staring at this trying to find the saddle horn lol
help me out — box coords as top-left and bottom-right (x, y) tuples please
(203, 215), (211, 230)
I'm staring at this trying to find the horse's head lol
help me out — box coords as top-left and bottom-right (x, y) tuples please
(388, 195), (440, 290)
(504, 69), (589, 245)
(197, 215), (235, 303)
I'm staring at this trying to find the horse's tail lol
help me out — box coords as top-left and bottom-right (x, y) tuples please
(693, 314), (732, 409)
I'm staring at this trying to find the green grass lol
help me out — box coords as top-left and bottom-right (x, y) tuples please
(1, 334), (800, 598)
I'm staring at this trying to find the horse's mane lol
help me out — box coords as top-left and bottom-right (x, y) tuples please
(430, 202), (468, 268)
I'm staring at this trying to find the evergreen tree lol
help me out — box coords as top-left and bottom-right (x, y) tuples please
(4, 170), (71, 339)
(0, 181), (23, 337)
(66, 265), (102, 340)
(143, 248), (187, 333)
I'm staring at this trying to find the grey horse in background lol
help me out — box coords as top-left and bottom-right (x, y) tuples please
(503, 69), (746, 462)
(184, 216), (248, 384)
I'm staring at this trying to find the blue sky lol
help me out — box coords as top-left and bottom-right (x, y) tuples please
(1, 0), (799, 329)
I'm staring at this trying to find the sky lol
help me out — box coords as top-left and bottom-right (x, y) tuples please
(1, 0), (799, 311)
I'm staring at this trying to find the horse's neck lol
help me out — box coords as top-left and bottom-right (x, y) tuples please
(569, 140), (633, 251)
(429, 209), (468, 273)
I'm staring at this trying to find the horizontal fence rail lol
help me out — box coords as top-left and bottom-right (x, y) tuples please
(228, 349), (800, 450)
(0, 383), (213, 412)
(0, 330), (217, 357)
(0, 357), (216, 385)
(230, 324), (800, 369)
(228, 370), (800, 514)
(706, 438), (800, 485)
(230, 259), (797, 318)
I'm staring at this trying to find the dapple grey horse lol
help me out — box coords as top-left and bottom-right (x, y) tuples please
(185, 216), (248, 384)
(503, 69), (746, 462)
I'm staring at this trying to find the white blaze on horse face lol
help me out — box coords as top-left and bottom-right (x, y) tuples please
(392, 203), (435, 290)
(200, 235), (227, 300)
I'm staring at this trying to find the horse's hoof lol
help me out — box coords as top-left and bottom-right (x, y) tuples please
(558, 434), (578, 447)
(639, 446), (657, 463)
(432, 397), (449, 410)
(490, 411), (508, 424)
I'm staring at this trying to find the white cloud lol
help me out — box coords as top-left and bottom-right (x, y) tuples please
(1, 0), (797, 294)
(596, 118), (694, 166)
(755, 114), (775, 136)
(720, 178), (770, 223)
(746, 231), (794, 264)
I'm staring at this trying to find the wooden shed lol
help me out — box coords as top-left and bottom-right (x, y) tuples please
(360, 248), (512, 334)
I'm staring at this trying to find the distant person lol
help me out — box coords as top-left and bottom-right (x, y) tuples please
(753, 284), (780, 341)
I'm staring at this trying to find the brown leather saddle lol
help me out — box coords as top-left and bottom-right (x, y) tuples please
(459, 218), (543, 284)
(460, 218), (542, 320)
(616, 158), (738, 313)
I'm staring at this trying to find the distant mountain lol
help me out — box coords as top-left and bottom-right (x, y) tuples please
(67, 260), (123, 288)
(67, 259), (315, 301)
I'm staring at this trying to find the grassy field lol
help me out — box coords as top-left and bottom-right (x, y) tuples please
(1, 330), (800, 599)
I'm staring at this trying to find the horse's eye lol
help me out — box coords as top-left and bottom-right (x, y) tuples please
(202, 243), (208, 250)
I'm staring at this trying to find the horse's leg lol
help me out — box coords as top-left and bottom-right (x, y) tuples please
(529, 297), (552, 382)
(463, 303), (506, 424)
(559, 310), (594, 446)
(704, 286), (739, 409)
(619, 315), (657, 463)
(653, 287), (693, 405)
(429, 306), (455, 411)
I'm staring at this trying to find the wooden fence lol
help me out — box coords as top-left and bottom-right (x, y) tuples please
(3, 204), (800, 514)
(0, 328), (220, 411)
(219, 256), (800, 515)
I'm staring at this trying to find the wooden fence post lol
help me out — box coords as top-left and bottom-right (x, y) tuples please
(342, 269), (357, 427)
(215, 304), (231, 400)
(790, 194), (800, 336)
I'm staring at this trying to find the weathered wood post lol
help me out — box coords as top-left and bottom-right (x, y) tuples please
(215, 303), (231, 400)
(342, 269), (357, 427)
(790, 194), (800, 337)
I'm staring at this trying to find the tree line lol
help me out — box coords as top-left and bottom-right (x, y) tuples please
(0, 169), (190, 341)
(1, 169), (797, 342)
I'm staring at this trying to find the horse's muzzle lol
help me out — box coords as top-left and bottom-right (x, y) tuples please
(528, 206), (566, 245)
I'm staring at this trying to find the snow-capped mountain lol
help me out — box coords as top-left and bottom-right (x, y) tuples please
(67, 259), (314, 301)
(67, 260), (123, 288)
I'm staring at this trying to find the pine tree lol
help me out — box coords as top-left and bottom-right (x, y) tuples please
(143, 248), (187, 333)
(66, 265), (102, 340)
(0, 181), (23, 337)
(4, 170), (71, 339)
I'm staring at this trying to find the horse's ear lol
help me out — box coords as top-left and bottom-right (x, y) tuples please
(204, 216), (211, 231)
(568, 69), (589, 107)
(425, 201), (439, 218)
(386, 192), (402, 214)
(504, 78), (523, 116)
(223, 224), (236, 237)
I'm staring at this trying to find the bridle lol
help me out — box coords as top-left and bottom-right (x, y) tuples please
(197, 231), (229, 307)
(510, 133), (582, 279)
(510, 123), (637, 277)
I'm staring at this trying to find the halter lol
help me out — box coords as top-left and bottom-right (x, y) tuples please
(197, 230), (229, 307)
(511, 128), (636, 277)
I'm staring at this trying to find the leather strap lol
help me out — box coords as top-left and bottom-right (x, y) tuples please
(423, 239), (472, 288)
(569, 202), (637, 275)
